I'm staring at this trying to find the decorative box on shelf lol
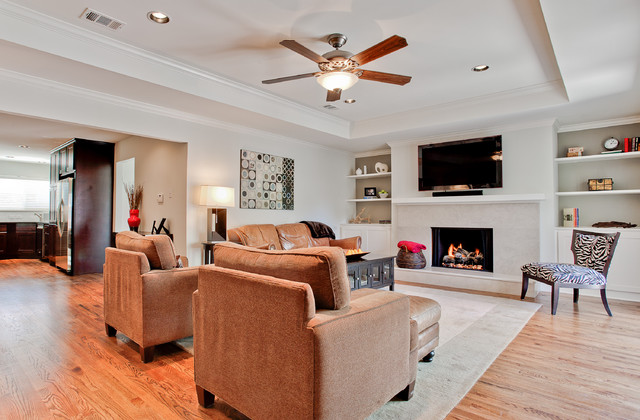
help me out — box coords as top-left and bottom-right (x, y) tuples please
(588, 178), (613, 191)
(566, 146), (584, 157)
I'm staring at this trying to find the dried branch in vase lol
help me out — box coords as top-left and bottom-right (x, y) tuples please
(124, 183), (143, 210)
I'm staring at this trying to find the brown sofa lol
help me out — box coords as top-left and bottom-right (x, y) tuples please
(227, 222), (361, 250)
(194, 242), (416, 419)
(103, 231), (198, 362)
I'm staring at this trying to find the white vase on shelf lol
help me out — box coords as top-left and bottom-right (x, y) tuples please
(355, 168), (363, 175)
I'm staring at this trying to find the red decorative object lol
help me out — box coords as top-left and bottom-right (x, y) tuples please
(397, 240), (426, 253)
(128, 209), (141, 232)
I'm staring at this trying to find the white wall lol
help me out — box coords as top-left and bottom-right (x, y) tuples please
(389, 122), (557, 260)
(0, 74), (353, 263)
(115, 137), (188, 254)
(185, 126), (353, 264)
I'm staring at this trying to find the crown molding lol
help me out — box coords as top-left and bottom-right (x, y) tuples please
(557, 115), (640, 133)
(352, 80), (567, 140)
(0, 68), (349, 154)
(387, 118), (559, 148)
(0, 1), (350, 138)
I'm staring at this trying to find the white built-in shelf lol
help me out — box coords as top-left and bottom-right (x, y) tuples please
(347, 172), (392, 180)
(556, 189), (640, 197)
(555, 151), (640, 164)
(347, 198), (392, 203)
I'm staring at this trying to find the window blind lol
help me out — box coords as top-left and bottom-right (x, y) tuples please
(0, 178), (49, 210)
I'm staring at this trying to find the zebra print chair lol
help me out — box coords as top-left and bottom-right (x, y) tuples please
(520, 230), (620, 316)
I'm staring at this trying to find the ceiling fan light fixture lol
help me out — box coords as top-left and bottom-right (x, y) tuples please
(317, 71), (358, 91)
(147, 11), (170, 24)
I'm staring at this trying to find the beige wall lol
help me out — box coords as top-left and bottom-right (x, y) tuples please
(115, 136), (188, 254)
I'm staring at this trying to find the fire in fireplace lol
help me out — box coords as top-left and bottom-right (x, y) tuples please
(431, 227), (493, 272)
(442, 244), (484, 270)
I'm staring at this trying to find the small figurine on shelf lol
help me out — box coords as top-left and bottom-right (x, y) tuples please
(349, 208), (371, 224)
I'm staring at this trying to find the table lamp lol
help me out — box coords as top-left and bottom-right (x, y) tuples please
(199, 185), (235, 241)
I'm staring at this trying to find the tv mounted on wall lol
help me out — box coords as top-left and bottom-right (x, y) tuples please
(418, 135), (503, 192)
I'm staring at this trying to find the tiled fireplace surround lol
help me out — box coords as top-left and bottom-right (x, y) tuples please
(394, 198), (541, 296)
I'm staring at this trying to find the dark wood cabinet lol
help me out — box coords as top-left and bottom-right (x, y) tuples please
(0, 223), (39, 259)
(50, 138), (114, 275)
(347, 256), (395, 291)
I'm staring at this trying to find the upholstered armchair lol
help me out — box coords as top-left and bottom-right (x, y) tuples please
(103, 231), (198, 362)
(193, 242), (414, 419)
(521, 229), (620, 315)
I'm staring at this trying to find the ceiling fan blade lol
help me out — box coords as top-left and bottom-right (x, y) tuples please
(280, 40), (329, 63)
(262, 72), (317, 84)
(326, 88), (342, 102)
(350, 35), (408, 66)
(359, 70), (412, 85)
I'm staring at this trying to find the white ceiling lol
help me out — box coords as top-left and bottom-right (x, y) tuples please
(0, 0), (639, 162)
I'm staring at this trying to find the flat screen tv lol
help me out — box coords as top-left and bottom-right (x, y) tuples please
(418, 135), (503, 191)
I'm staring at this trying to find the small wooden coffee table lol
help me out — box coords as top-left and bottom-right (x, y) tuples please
(346, 255), (395, 291)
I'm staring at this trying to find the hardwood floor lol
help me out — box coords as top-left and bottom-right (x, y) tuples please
(1, 259), (638, 419)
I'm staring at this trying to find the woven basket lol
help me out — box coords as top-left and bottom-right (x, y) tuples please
(396, 249), (426, 269)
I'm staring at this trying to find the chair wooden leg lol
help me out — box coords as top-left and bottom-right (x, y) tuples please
(573, 288), (579, 303)
(551, 283), (560, 315)
(396, 380), (415, 401)
(520, 274), (529, 300)
(196, 385), (215, 408)
(140, 345), (155, 363)
(600, 289), (613, 316)
(105, 323), (116, 337)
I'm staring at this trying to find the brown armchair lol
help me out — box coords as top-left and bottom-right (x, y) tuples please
(103, 231), (198, 362)
(193, 242), (414, 419)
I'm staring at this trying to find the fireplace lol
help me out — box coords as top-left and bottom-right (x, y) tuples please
(431, 227), (493, 272)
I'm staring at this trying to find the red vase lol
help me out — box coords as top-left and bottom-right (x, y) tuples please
(128, 209), (141, 232)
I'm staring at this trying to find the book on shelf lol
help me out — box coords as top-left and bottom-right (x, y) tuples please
(563, 208), (579, 227)
(624, 137), (639, 152)
(601, 150), (623, 154)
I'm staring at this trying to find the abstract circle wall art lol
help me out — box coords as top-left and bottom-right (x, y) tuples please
(240, 149), (294, 210)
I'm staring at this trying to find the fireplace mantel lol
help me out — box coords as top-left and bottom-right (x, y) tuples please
(393, 193), (546, 206)
(393, 195), (542, 296)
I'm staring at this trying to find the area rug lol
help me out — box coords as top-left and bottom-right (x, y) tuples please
(367, 284), (541, 420)
(176, 284), (541, 420)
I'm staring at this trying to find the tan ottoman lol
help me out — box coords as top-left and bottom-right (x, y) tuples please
(408, 295), (441, 364)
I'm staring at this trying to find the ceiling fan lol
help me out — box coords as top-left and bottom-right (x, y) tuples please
(262, 33), (412, 102)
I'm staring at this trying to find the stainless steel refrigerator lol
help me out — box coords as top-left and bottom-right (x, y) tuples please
(54, 176), (73, 272)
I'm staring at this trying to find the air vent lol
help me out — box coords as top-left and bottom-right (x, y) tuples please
(323, 104), (338, 110)
(80, 8), (125, 31)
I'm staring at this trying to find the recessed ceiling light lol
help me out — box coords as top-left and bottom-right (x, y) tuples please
(344, 99), (356, 104)
(147, 11), (170, 24)
(472, 65), (490, 72)
(18, 144), (30, 148)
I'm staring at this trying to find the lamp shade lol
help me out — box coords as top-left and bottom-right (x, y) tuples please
(199, 186), (235, 207)
(316, 71), (359, 91)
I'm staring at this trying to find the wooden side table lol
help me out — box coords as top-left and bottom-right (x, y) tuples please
(346, 255), (395, 291)
(202, 241), (225, 264)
